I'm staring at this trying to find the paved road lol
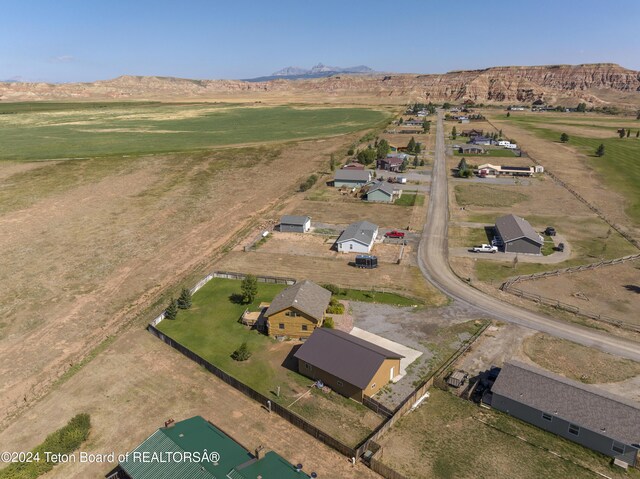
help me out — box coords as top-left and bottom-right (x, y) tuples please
(418, 111), (640, 362)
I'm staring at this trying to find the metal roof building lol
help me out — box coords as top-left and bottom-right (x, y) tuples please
(494, 214), (543, 255)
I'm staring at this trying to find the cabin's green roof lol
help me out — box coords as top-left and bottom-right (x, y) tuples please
(230, 451), (307, 479)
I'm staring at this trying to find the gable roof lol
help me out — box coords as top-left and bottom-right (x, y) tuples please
(495, 214), (543, 245)
(336, 220), (378, 247)
(264, 280), (331, 321)
(280, 215), (310, 226)
(294, 328), (403, 390)
(492, 362), (640, 445)
(366, 181), (394, 197)
(334, 169), (372, 182)
(380, 156), (404, 166)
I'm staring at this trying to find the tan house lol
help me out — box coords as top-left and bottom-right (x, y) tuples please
(294, 328), (403, 402)
(264, 280), (331, 339)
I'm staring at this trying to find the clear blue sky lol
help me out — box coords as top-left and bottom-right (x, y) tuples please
(2, 0), (639, 82)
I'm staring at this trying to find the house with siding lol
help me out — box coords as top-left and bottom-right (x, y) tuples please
(363, 181), (395, 203)
(294, 328), (403, 402)
(336, 220), (379, 253)
(494, 214), (543, 255)
(377, 156), (404, 172)
(477, 163), (536, 177)
(333, 169), (372, 188)
(106, 416), (308, 479)
(279, 215), (311, 233)
(264, 280), (331, 339)
(459, 145), (485, 155)
(492, 362), (640, 467)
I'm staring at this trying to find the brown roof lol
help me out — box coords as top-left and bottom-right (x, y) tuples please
(264, 280), (331, 322)
(492, 361), (640, 445)
(294, 328), (403, 390)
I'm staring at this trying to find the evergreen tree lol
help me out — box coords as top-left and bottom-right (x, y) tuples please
(241, 275), (258, 304)
(458, 157), (468, 171)
(177, 288), (192, 309)
(415, 142), (421, 154)
(627, 129), (631, 138)
(413, 156), (419, 167)
(420, 159), (425, 166)
(560, 133), (569, 143)
(576, 102), (587, 112)
(231, 342), (251, 361)
(595, 144), (605, 157)
(423, 119), (431, 132)
(636, 131), (639, 138)
(329, 153), (336, 171)
(451, 126), (457, 139)
(407, 137), (416, 153)
(619, 128), (626, 139)
(506, 112), (511, 117)
(165, 298), (178, 320)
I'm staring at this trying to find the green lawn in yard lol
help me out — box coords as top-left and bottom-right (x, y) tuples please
(453, 148), (517, 157)
(378, 389), (639, 479)
(155, 278), (381, 446)
(0, 102), (389, 161)
(336, 288), (422, 306)
(506, 116), (640, 224)
(395, 192), (425, 206)
(541, 236), (556, 256)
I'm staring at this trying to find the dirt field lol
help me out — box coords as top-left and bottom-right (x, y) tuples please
(517, 259), (640, 324)
(256, 231), (405, 264)
(214, 250), (446, 305)
(0, 329), (379, 479)
(0, 133), (368, 429)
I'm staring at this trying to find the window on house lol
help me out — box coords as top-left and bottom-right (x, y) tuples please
(337, 380), (343, 387)
(286, 311), (299, 317)
(568, 424), (580, 436)
(612, 442), (625, 454)
(301, 324), (308, 331)
(542, 413), (553, 422)
(278, 323), (285, 330)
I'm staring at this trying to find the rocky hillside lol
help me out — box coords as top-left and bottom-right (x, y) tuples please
(1, 63), (638, 106)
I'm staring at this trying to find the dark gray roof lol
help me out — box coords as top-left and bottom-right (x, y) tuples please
(501, 166), (532, 172)
(280, 215), (310, 226)
(492, 361), (640, 445)
(495, 214), (543, 245)
(337, 220), (378, 246)
(294, 328), (403, 389)
(366, 181), (394, 197)
(334, 169), (372, 182)
(264, 280), (331, 321)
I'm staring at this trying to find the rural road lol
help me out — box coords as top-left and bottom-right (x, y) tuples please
(417, 111), (640, 362)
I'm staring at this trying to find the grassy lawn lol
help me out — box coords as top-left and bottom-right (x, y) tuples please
(156, 278), (382, 446)
(541, 235), (555, 256)
(0, 414), (90, 479)
(506, 116), (640, 224)
(523, 333), (640, 384)
(0, 102), (389, 161)
(378, 389), (638, 479)
(454, 184), (529, 208)
(453, 148), (517, 157)
(336, 288), (422, 306)
(395, 192), (425, 206)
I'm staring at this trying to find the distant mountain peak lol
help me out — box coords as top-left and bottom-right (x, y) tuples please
(269, 63), (375, 78)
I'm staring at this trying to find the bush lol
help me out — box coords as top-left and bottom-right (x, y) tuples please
(231, 342), (251, 361)
(323, 317), (335, 329)
(347, 148), (355, 156)
(326, 302), (345, 314)
(299, 174), (318, 192)
(322, 283), (346, 295)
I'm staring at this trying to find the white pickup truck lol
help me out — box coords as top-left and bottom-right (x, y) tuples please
(472, 244), (498, 253)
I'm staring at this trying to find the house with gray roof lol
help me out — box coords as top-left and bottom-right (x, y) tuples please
(333, 169), (373, 188)
(264, 280), (331, 339)
(363, 181), (395, 203)
(494, 214), (543, 255)
(336, 220), (379, 253)
(294, 328), (403, 401)
(279, 215), (311, 233)
(492, 361), (640, 467)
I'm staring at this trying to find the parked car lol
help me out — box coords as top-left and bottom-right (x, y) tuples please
(472, 244), (498, 253)
(385, 230), (405, 239)
(354, 255), (378, 269)
(555, 242), (565, 252)
(544, 226), (556, 236)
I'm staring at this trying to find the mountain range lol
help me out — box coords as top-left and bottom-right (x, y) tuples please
(1, 64), (639, 109)
(244, 63), (375, 82)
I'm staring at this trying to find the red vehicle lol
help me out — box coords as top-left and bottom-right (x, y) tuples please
(385, 230), (405, 239)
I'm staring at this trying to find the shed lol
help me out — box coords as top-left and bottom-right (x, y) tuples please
(279, 215), (311, 233)
(336, 220), (379, 253)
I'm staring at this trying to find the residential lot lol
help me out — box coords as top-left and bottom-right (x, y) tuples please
(376, 388), (639, 479)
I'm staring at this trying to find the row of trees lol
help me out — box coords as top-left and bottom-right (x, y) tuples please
(617, 128), (639, 138)
(164, 288), (193, 320)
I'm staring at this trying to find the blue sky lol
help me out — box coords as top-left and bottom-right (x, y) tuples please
(2, 0), (639, 82)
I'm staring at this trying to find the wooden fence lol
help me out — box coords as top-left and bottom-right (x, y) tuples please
(147, 324), (358, 458)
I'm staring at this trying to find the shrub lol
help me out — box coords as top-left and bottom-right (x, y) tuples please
(326, 302), (345, 314)
(231, 342), (251, 361)
(322, 283), (345, 295)
(347, 148), (355, 156)
(323, 317), (335, 329)
(299, 174), (318, 192)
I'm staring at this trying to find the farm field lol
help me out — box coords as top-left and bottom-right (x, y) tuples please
(156, 278), (383, 447)
(376, 389), (639, 479)
(0, 99), (388, 431)
(0, 102), (390, 160)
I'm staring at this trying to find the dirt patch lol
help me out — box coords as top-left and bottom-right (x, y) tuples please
(518, 259), (640, 323)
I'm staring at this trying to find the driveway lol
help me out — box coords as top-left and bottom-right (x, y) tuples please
(349, 327), (422, 378)
(450, 235), (572, 264)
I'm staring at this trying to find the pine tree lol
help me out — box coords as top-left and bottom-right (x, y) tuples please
(595, 144), (605, 157)
(407, 137), (416, 153)
(177, 288), (192, 309)
(619, 128), (626, 139)
(560, 133), (569, 143)
(231, 342), (251, 361)
(451, 126), (457, 139)
(165, 298), (179, 320)
(636, 131), (639, 138)
(627, 129), (631, 138)
(241, 275), (258, 304)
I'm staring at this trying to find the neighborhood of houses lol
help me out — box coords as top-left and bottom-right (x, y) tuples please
(111, 103), (639, 478)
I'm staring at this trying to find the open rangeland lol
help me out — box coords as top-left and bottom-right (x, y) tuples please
(0, 101), (392, 432)
(0, 328), (379, 479)
(376, 388), (638, 479)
